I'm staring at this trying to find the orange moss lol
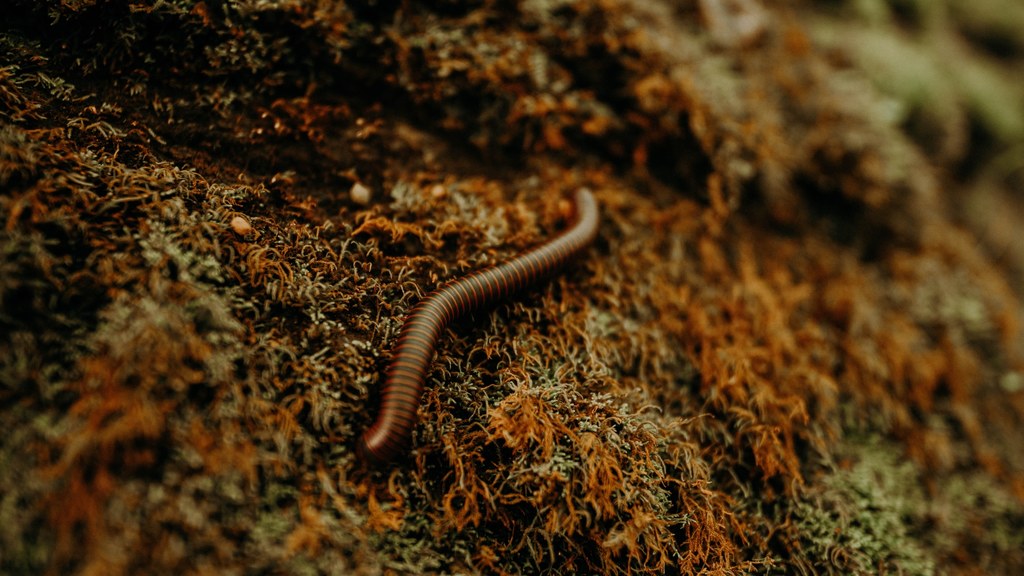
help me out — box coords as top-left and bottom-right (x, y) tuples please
(2, 0), (1023, 574)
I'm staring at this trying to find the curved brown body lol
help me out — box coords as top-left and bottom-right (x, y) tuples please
(358, 188), (600, 464)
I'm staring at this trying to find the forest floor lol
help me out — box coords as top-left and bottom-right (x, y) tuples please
(2, 0), (1023, 574)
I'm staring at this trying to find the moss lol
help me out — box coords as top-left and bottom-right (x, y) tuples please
(810, 0), (1024, 165)
(2, 0), (1024, 574)
(790, 437), (936, 575)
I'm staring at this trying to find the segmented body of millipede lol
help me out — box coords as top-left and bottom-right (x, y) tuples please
(358, 188), (600, 464)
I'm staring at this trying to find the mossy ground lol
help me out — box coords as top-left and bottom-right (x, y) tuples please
(2, 0), (1022, 574)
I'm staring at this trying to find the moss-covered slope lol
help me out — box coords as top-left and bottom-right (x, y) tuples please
(2, 1), (1022, 574)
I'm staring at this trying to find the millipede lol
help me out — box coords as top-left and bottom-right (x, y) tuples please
(358, 187), (600, 464)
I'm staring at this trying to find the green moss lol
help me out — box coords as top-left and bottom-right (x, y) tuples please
(812, 0), (1024, 163)
(791, 438), (935, 575)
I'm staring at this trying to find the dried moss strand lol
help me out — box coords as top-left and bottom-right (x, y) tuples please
(358, 188), (600, 464)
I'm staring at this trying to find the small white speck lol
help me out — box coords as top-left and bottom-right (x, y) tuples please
(350, 182), (372, 205)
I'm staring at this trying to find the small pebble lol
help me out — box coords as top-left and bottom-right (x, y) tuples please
(350, 182), (372, 205)
(1001, 371), (1023, 393)
(230, 215), (253, 235)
